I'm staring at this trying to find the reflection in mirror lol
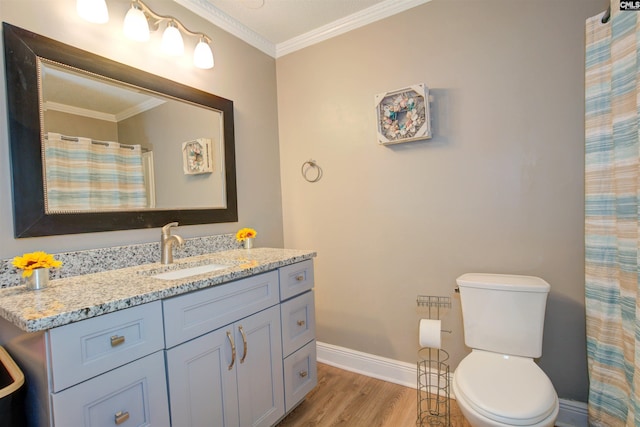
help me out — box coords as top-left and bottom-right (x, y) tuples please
(40, 60), (226, 212)
(3, 23), (237, 237)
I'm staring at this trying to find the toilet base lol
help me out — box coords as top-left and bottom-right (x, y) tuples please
(453, 381), (559, 427)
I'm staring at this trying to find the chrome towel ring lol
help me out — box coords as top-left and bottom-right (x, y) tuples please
(301, 159), (322, 183)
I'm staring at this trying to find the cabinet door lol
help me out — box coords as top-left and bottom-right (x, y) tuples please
(281, 291), (316, 357)
(283, 340), (317, 412)
(48, 301), (164, 392)
(235, 306), (285, 427)
(166, 327), (240, 427)
(279, 260), (314, 301)
(51, 351), (169, 427)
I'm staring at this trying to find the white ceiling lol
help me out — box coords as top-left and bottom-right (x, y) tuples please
(175, 0), (432, 58)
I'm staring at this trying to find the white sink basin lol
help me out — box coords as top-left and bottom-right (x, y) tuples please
(152, 263), (230, 281)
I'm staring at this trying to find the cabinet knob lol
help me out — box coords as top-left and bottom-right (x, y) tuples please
(114, 411), (130, 425)
(296, 320), (306, 327)
(299, 370), (308, 378)
(295, 275), (304, 282)
(110, 335), (125, 347)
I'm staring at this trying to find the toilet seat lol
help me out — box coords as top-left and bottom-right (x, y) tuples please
(453, 350), (558, 426)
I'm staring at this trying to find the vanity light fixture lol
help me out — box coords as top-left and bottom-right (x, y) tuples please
(78, 0), (215, 69)
(161, 21), (185, 57)
(193, 36), (215, 69)
(122, 2), (150, 41)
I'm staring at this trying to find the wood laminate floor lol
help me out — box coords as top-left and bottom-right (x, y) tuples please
(276, 363), (472, 427)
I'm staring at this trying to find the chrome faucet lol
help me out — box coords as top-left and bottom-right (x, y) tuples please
(161, 222), (185, 264)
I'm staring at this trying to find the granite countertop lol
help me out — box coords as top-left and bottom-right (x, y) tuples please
(0, 248), (316, 333)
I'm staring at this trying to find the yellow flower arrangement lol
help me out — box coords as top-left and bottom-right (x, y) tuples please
(12, 251), (63, 278)
(236, 228), (257, 242)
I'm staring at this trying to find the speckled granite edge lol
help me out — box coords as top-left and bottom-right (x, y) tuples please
(0, 234), (241, 288)
(0, 248), (317, 332)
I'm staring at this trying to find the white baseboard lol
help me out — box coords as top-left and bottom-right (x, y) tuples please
(554, 399), (588, 427)
(316, 341), (588, 427)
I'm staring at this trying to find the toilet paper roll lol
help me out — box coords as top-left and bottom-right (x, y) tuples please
(419, 319), (442, 349)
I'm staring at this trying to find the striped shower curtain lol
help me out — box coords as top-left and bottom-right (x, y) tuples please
(585, 2), (640, 425)
(44, 132), (147, 212)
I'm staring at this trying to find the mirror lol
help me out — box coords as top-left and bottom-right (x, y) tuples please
(3, 23), (237, 237)
(40, 60), (227, 212)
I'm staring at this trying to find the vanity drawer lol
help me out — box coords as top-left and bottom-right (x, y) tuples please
(281, 291), (316, 357)
(51, 350), (170, 427)
(48, 301), (164, 392)
(163, 270), (279, 348)
(279, 260), (314, 301)
(283, 340), (317, 412)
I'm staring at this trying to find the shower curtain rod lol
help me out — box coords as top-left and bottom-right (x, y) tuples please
(44, 133), (148, 151)
(602, 5), (611, 23)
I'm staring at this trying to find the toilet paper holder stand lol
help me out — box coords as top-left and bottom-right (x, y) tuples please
(416, 295), (451, 427)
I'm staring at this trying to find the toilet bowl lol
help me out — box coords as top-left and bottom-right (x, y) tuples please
(452, 350), (558, 427)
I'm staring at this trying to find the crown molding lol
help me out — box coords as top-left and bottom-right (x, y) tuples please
(276, 0), (432, 57)
(43, 97), (166, 122)
(43, 101), (116, 122)
(175, 0), (432, 59)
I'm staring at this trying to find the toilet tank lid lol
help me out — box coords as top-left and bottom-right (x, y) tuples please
(456, 273), (550, 293)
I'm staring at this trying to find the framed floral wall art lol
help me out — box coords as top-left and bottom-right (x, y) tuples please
(182, 138), (213, 175)
(375, 83), (431, 145)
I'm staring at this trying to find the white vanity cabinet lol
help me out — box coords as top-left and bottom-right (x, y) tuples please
(163, 270), (285, 427)
(0, 255), (316, 427)
(164, 261), (318, 427)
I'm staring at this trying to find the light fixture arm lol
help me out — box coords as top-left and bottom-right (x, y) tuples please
(132, 0), (211, 43)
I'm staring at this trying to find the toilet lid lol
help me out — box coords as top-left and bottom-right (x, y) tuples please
(454, 351), (558, 426)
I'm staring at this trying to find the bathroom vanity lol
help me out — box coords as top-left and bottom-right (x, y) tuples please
(0, 248), (316, 427)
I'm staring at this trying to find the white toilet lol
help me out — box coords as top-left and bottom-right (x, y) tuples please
(453, 273), (559, 427)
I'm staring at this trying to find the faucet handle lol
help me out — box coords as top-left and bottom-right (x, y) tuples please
(162, 222), (179, 236)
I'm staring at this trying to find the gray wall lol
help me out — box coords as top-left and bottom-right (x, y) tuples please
(0, 0), (284, 253)
(277, 0), (604, 401)
(44, 110), (118, 141)
(120, 102), (225, 209)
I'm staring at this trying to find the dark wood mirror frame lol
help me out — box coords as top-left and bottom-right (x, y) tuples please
(3, 23), (238, 238)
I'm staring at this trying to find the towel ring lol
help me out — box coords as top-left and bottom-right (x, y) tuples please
(301, 159), (322, 183)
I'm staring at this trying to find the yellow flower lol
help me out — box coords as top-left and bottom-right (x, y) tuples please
(236, 228), (257, 242)
(12, 251), (63, 278)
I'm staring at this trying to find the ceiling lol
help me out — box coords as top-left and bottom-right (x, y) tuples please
(175, 0), (432, 58)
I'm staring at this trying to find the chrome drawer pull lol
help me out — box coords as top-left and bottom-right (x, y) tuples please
(296, 320), (306, 327)
(114, 411), (130, 425)
(110, 335), (125, 347)
(299, 370), (308, 378)
(239, 326), (248, 364)
(295, 275), (304, 281)
(226, 331), (236, 370)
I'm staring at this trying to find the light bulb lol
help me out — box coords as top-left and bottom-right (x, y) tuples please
(194, 39), (214, 69)
(77, 0), (109, 24)
(123, 4), (150, 42)
(162, 23), (184, 56)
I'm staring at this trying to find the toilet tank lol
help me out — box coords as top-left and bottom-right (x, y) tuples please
(456, 273), (550, 358)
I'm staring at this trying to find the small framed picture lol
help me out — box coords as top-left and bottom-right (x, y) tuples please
(375, 83), (431, 145)
(182, 138), (213, 175)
